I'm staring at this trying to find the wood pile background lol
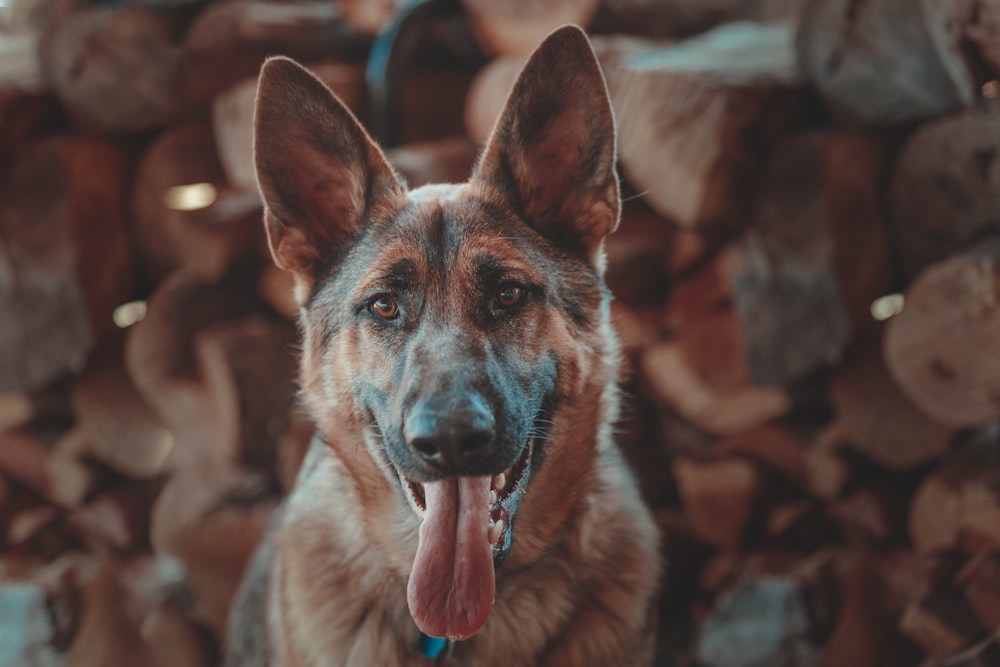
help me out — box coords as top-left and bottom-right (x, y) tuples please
(2, 0), (1000, 665)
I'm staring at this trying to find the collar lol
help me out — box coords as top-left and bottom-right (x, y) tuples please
(419, 633), (453, 659)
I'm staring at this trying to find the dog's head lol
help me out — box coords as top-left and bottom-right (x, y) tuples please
(254, 25), (619, 642)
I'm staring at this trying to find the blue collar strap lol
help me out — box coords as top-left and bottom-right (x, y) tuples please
(419, 634), (450, 659)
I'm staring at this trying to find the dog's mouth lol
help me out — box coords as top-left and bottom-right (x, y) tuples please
(399, 440), (531, 558)
(393, 438), (536, 643)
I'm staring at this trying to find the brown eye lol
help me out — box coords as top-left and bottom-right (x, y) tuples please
(495, 284), (524, 309)
(370, 295), (399, 320)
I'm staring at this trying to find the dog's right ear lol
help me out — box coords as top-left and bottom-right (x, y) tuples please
(254, 57), (404, 299)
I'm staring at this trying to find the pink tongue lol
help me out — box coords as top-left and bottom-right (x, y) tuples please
(407, 475), (495, 641)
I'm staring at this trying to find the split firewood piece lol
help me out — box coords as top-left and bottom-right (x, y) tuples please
(139, 607), (213, 667)
(831, 324), (954, 470)
(175, 0), (368, 110)
(823, 551), (919, 667)
(0, 27), (44, 93)
(130, 121), (264, 285)
(212, 62), (367, 191)
(796, 0), (979, 126)
(909, 430), (1000, 554)
(39, 7), (184, 133)
(0, 137), (133, 394)
(644, 247), (792, 435)
(0, 92), (62, 183)
(65, 559), (155, 667)
(461, 0), (600, 56)
(51, 331), (173, 487)
(126, 269), (296, 519)
(643, 338), (792, 436)
(694, 552), (838, 667)
(887, 104), (1000, 280)
(801, 422), (853, 500)
(900, 586), (987, 660)
(732, 130), (892, 385)
(605, 199), (708, 311)
(672, 456), (763, 549)
(385, 136), (479, 188)
(155, 496), (274, 639)
(828, 484), (908, 546)
(609, 22), (811, 231)
(332, 0), (408, 36)
(0, 426), (92, 507)
(884, 236), (1000, 429)
(920, 633), (1000, 667)
(67, 481), (160, 554)
(957, 555), (1000, 632)
(970, 1), (1000, 75)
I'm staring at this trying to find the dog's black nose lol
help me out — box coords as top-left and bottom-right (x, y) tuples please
(405, 392), (495, 473)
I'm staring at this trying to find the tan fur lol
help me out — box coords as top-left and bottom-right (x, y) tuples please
(225, 25), (661, 667)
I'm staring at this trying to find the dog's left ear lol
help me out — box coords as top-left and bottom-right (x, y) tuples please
(254, 57), (404, 299)
(474, 25), (619, 259)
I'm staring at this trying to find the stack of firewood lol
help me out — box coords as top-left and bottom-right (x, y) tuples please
(2, 0), (999, 665)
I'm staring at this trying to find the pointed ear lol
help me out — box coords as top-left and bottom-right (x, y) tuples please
(254, 57), (404, 298)
(474, 25), (619, 259)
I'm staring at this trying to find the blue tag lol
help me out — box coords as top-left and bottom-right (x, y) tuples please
(420, 634), (448, 659)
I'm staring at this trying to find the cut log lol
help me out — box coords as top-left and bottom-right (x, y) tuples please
(884, 237), (1000, 429)
(40, 7), (183, 133)
(831, 324), (954, 469)
(175, 0), (368, 111)
(909, 430), (1000, 554)
(608, 22), (811, 231)
(887, 105), (1000, 280)
(465, 25), (811, 230)
(461, 0), (601, 56)
(672, 456), (762, 548)
(130, 121), (264, 285)
(796, 0), (979, 126)
(732, 130), (892, 385)
(957, 555), (1000, 632)
(0, 137), (134, 394)
(212, 63), (367, 191)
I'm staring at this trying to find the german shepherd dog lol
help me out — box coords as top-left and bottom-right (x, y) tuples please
(225, 24), (661, 667)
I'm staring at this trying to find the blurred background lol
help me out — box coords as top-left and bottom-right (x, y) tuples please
(2, 0), (1000, 665)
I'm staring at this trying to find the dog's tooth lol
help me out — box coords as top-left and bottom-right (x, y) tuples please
(489, 489), (498, 507)
(492, 472), (506, 492)
(489, 519), (504, 546)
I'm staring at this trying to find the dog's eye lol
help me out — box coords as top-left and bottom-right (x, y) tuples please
(369, 295), (399, 320)
(495, 283), (525, 309)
